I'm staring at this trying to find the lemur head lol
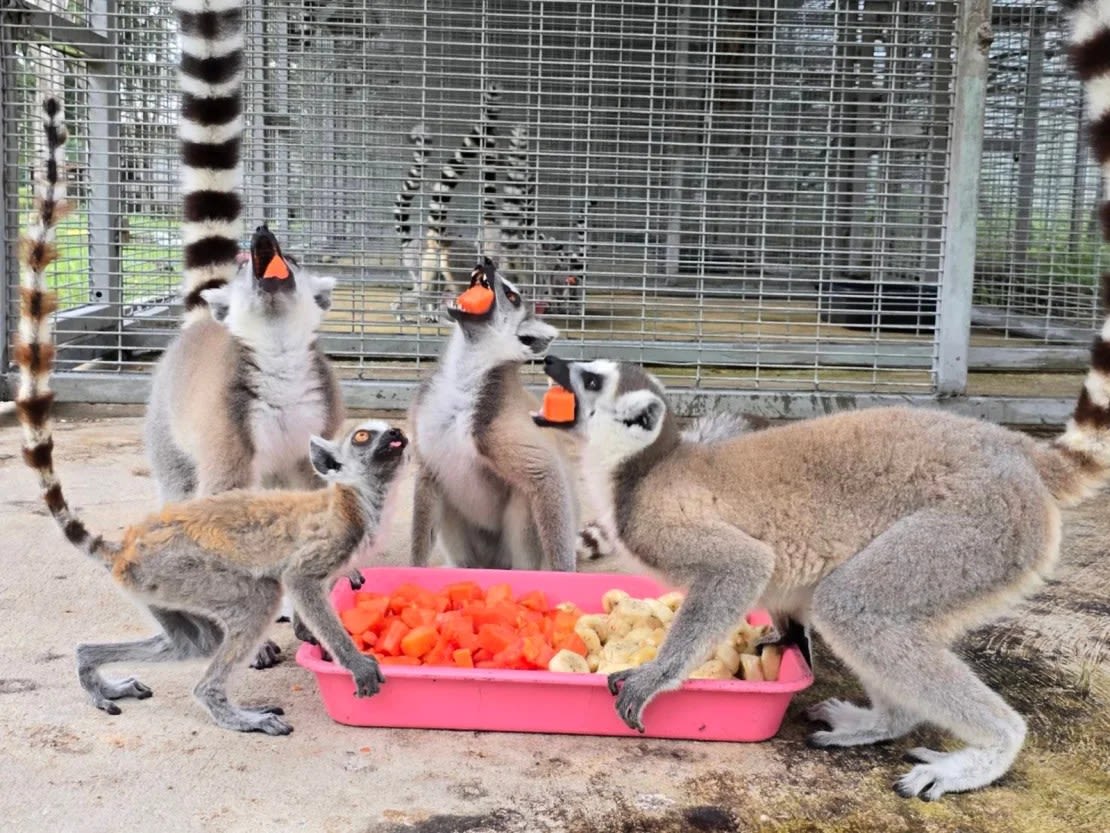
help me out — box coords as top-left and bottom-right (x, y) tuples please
(308, 420), (409, 492)
(446, 258), (558, 363)
(200, 225), (335, 337)
(538, 357), (678, 469)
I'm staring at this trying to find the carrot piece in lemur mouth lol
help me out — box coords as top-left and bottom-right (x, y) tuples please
(455, 284), (494, 314)
(262, 255), (290, 279)
(540, 386), (576, 424)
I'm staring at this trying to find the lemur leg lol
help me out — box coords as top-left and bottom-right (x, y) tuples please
(76, 636), (171, 714)
(284, 573), (384, 698)
(503, 490), (544, 571)
(805, 683), (920, 748)
(809, 504), (1046, 800)
(493, 446), (577, 571)
(608, 521), (775, 732)
(437, 499), (507, 569)
(192, 578), (292, 735)
(410, 464), (442, 567)
(193, 434), (256, 498)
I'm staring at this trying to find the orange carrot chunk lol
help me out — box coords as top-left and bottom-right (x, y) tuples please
(378, 620), (410, 656)
(540, 386), (576, 424)
(452, 648), (475, 668)
(340, 607), (378, 636)
(401, 625), (438, 658)
(456, 284), (494, 314)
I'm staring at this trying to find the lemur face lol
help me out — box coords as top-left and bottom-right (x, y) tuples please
(308, 420), (409, 488)
(447, 259), (559, 364)
(540, 357), (669, 465)
(200, 225), (336, 333)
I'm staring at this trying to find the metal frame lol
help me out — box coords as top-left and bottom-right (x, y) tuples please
(936, 0), (992, 395)
(0, 0), (1104, 425)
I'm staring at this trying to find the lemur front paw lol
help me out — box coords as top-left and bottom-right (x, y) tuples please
(345, 569), (366, 591)
(352, 657), (386, 698)
(607, 665), (666, 733)
(250, 640), (283, 670)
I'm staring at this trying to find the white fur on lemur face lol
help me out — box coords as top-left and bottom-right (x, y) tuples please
(544, 357), (668, 469)
(447, 270), (559, 365)
(308, 419), (408, 488)
(199, 225), (335, 344)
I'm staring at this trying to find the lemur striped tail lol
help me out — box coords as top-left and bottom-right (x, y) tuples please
(1064, 0), (1110, 239)
(176, 0), (245, 325)
(394, 123), (430, 259)
(15, 98), (111, 563)
(1052, 1), (1110, 485)
(426, 83), (502, 245)
(500, 125), (533, 254)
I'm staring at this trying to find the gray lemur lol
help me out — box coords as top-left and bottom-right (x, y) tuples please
(574, 411), (770, 566)
(532, 3), (1110, 798)
(537, 337), (1110, 799)
(14, 96), (403, 735)
(147, 1), (347, 667)
(408, 259), (578, 571)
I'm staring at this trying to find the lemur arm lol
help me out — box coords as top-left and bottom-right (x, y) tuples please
(284, 567), (383, 698)
(608, 520), (775, 732)
(410, 463), (441, 567)
(487, 440), (577, 572)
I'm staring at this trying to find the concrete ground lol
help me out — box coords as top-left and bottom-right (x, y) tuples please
(0, 406), (1107, 833)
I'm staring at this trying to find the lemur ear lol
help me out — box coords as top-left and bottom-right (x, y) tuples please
(308, 435), (342, 478)
(199, 285), (231, 322)
(616, 390), (665, 433)
(310, 276), (336, 311)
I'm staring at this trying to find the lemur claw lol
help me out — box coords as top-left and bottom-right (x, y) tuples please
(353, 658), (385, 698)
(249, 640), (283, 670)
(607, 667), (651, 732)
(346, 569), (366, 591)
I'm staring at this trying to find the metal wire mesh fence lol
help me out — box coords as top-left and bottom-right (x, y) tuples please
(1, 0), (1105, 416)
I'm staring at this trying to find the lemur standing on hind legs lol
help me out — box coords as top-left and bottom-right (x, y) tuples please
(392, 84), (503, 323)
(16, 96), (407, 735)
(408, 259), (578, 571)
(145, 0), (349, 668)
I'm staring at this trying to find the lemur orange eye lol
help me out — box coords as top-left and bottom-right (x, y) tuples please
(353, 430), (372, 445)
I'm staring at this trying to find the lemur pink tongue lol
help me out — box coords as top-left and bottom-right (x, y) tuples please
(389, 440), (403, 448)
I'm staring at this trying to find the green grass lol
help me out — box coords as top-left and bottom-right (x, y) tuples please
(30, 206), (180, 309)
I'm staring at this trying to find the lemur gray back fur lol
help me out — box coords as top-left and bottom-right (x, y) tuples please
(538, 13), (1110, 791)
(14, 95), (405, 736)
(409, 264), (578, 571)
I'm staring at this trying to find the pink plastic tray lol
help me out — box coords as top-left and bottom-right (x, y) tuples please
(296, 567), (813, 742)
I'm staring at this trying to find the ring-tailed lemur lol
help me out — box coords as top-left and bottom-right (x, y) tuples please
(15, 96), (406, 735)
(496, 125), (593, 315)
(147, 0), (347, 668)
(409, 260), (577, 571)
(575, 411), (770, 566)
(531, 5), (1110, 787)
(392, 84), (503, 322)
(393, 122), (430, 295)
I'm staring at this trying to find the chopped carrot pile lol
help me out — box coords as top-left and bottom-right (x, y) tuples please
(540, 386), (576, 424)
(340, 581), (584, 670)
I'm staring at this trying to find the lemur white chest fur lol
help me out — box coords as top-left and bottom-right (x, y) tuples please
(237, 325), (328, 480)
(415, 332), (508, 531)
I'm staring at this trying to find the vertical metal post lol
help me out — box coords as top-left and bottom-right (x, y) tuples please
(87, 0), (122, 314)
(935, 0), (993, 396)
(0, 18), (11, 397)
(1011, 7), (1045, 285)
(663, 0), (692, 281)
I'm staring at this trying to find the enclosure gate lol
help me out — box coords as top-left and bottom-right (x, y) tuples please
(1, 1), (1105, 423)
